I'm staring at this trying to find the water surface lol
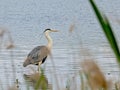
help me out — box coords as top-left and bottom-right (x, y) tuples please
(0, 0), (120, 89)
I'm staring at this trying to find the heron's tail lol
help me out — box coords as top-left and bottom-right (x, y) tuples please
(23, 62), (27, 67)
(23, 58), (30, 67)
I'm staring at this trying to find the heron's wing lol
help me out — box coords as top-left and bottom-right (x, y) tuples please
(27, 46), (49, 64)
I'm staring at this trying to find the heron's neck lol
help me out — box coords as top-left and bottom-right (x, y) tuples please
(45, 32), (53, 50)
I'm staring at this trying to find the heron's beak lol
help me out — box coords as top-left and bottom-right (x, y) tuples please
(51, 30), (59, 32)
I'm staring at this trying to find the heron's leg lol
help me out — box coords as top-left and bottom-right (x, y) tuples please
(38, 61), (42, 73)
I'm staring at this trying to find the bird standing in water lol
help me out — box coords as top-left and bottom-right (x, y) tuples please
(23, 29), (58, 72)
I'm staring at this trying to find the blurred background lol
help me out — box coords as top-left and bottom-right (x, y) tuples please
(0, 0), (120, 90)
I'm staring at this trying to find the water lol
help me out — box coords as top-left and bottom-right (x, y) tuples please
(0, 0), (120, 89)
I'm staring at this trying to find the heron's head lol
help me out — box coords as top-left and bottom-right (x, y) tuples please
(44, 28), (58, 33)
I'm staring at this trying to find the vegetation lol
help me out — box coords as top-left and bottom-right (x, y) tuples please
(89, 0), (120, 65)
(0, 0), (120, 90)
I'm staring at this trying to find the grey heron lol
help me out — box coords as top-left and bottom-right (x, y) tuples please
(23, 28), (58, 72)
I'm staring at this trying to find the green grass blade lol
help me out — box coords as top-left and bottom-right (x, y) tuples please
(89, 0), (120, 64)
(104, 16), (120, 60)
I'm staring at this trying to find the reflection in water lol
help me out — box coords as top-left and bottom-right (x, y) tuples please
(23, 71), (52, 90)
(7, 79), (19, 90)
(8, 85), (19, 90)
(0, 0), (120, 89)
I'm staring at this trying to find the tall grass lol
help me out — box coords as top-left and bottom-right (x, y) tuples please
(89, 0), (120, 65)
(79, 0), (120, 90)
(1, 0), (120, 90)
(0, 28), (18, 90)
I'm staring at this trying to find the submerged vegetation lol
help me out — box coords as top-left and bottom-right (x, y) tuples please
(0, 0), (120, 90)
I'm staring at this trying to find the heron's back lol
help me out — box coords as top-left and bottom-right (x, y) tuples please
(23, 46), (49, 67)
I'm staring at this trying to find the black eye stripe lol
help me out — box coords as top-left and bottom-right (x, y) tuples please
(44, 28), (51, 32)
(46, 28), (51, 30)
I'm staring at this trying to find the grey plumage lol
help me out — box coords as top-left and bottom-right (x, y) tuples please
(23, 46), (49, 67)
(23, 29), (58, 70)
